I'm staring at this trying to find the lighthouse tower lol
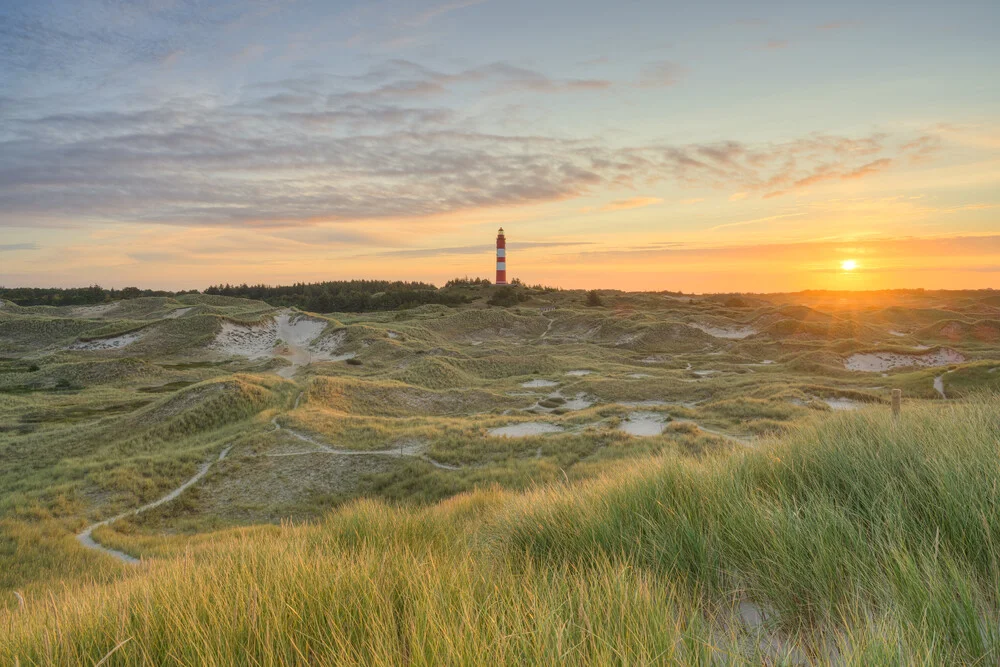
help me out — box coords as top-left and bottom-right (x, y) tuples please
(496, 227), (507, 285)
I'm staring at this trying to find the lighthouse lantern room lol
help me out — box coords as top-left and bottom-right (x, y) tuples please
(495, 227), (507, 285)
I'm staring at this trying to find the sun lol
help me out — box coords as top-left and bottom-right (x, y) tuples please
(841, 259), (858, 271)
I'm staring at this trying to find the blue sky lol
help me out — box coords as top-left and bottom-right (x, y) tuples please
(1, 0), (998, 290)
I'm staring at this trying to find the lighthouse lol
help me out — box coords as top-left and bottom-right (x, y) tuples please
(496, 227), (507, 285)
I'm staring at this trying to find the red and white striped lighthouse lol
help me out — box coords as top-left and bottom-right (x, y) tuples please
(495, 227), (507, 285)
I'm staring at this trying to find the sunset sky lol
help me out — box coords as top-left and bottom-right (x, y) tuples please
(1, 0), (998, 292)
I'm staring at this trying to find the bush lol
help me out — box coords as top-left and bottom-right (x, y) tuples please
(488, 286), (525, 307)
(585, 290), (603, 307)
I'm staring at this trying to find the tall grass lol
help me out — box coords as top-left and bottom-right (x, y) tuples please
(3, 397), (1000, 663)
(494, 395), (1000, 661)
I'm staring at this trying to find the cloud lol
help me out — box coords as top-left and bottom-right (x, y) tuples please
(817, 21), (861, 31)
(558, 234), (1000, 265)
(0, 53), (939, 229)
(0, 242), (40, 251)
(762, 39), (789, 50)
(363, 241), (595, 258)
(764, 157), (896, 198)
(600, 197), (663, 212)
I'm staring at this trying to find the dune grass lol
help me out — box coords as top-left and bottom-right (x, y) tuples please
(3, 396), (999, 664)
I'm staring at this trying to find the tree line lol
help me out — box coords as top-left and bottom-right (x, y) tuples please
(203, 280), (469, 312)
(0, 285), (187, 307)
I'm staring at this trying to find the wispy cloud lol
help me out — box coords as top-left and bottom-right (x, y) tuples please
(600, 197), (663, 212)
(761, 39), (789, 50)
(0, 242), (40, 251)
(0, 83), (937, 229)
(362, 241), (595, 258)
(817, 21), (862, 31)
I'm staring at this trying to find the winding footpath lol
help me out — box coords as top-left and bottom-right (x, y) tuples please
(270, 408), (461, 471)
(76, 446), (232, 563)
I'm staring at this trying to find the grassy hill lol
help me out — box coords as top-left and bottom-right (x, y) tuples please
(3, 397), (999, 664)
(2, 288), (999, 663)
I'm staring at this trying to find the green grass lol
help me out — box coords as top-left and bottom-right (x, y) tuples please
(2, 289), (1000, 662)
(3, 397), (1000, 663)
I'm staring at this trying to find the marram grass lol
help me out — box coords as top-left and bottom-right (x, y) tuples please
(3, 397), (1000, 664)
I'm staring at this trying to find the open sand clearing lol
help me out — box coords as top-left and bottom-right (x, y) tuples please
(210, 310), (351, 377)
(689, 323), (756, 339)
(823, 398), (861, 411)
(844, 348), (965, 372)
(619, 412), (666, 436)
(488, 423), (564, 438)
(69, 331), (144, 351)
(566, 369), (593, 376)
(521, 379), (559, 388)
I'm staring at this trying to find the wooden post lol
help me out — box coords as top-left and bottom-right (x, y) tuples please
(891, 389), (902, 418)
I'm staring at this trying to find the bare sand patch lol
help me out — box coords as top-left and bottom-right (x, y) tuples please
(627, 373), (653, 379)
(211, 319), (279, 359)
(521, 379), (559, 388)
(210, 311), (349, 376)
(844, 348), (965, 372)
(566, 370), (593, 376)
(69, 331), (143, 351)
(823, 398), (862, 411)
(562, 393), (594, 410)
(619, 412), (667, 436)
(488, 423), (564, 438)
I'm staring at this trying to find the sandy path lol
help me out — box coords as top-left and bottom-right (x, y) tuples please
(539, 315), (555, 340)
(272, 398), (459, 470)
(76, 446), (232, 563)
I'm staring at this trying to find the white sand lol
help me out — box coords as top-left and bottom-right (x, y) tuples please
(211, 319), (279, 359)
(488, 423), (564, 438)
(521, 379), (559, 388)
(933, 375), (946, 398)
(69, 331), (143, 351)
(566, 370), (593, 376)
(211, 311), (351, 376)
(693, 370), (719, 376)
(627, 373), (653, 379)
(689, 323), (756, 339)
(823, 398), (861, 411)
(561, 393), (594, 410)
(619, 412), (666, 436)
(844, 348), (965, 372)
